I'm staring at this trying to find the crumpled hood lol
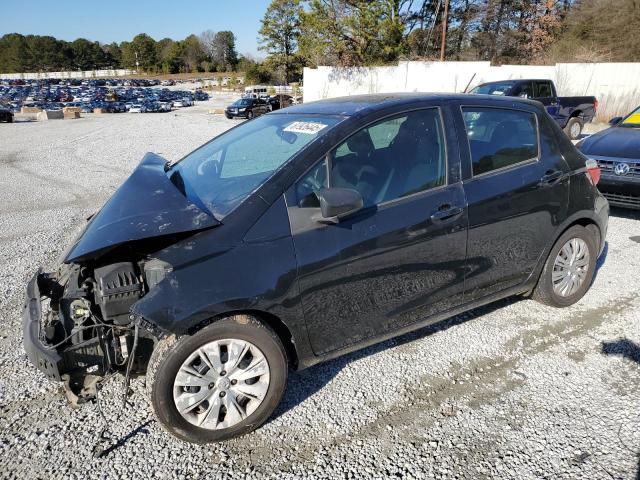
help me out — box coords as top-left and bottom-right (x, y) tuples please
(64, 152), (220, 263)
(579, 127), (640, 159)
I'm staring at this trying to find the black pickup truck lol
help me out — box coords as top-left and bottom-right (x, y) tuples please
(471, 79), (597, 140)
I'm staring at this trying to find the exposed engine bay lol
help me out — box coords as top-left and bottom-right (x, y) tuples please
(31, 260), (166, 404)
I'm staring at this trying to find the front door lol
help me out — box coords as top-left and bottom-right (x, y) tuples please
(285, 108), (468, 355)
(534, 80), (563, 123)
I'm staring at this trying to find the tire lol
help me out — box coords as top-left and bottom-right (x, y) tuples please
(533, 225), (597, 308)
(564, 117), (583, 140)
(246, 110), (254, 120)
(146, 314), (288, 443)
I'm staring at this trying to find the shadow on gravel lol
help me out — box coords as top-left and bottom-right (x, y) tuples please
(93, 419), (152, 458)
(601, 338), (640, 365)
(271, 297), (519, 422)
(594, 241), (609, 281)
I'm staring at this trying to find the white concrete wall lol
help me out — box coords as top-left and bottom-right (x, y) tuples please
(1, 69), (136, 80)
(303, 61), (640, 118)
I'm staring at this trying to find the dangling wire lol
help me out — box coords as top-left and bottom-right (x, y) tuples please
(122, 323), (140, 408)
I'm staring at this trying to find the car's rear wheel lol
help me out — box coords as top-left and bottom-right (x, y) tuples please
(564, 117), (583, 140)
(146, 315), (287, 443)
(533, 225), (598, 307)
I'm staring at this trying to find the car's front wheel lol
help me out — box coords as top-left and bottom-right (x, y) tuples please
(533, 225), (598, 307)
(147, 315), (288, 443)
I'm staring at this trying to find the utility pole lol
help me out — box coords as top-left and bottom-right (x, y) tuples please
(440, 0), (450, 61)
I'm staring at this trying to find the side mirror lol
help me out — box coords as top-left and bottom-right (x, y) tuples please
(518, 92), (529, 99)
(313, 188), (363, 224)
(609, 116), (623, 126)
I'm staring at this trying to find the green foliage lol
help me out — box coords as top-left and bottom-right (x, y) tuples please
(259, 0), (304, 82)
(299, 0), (407, 67)
(245, 60), (273, 84)
(2, 1), (637, 76)
(552, 0), (640, 62)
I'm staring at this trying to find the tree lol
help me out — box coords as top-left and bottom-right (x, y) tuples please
(554, 0), (639, 62)
(122, 33), (157, 71)
(68, 38), (106, 70)
(155, 37), (175, 72)
(199, 30), (218, 61)
(0, 34), (31, 72)
(299, 0), (407, 67)
(181, 34), (205, 72)
(259, 0), (303, 83)
(103, 42), (122, 68)
(214, 31), (238, 71)
(245, 61), (273, 84)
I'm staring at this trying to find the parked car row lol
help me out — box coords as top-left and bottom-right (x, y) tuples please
(0, 78), (207, 114)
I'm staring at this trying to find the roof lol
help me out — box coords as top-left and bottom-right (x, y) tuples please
(273, 92), (541, 116)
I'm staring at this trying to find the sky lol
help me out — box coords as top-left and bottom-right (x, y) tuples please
(0, 0), (272, 57)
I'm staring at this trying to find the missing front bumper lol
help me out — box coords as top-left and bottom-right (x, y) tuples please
(23, 270), (65, 380)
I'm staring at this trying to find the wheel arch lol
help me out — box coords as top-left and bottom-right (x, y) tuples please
(526, 211), (605, 294)
(570, 109), (584, 119)
(187, 309), (300, 370)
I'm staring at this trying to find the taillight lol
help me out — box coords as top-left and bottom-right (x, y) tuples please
(585, 158), (601, 185)
(594, 99), (598, 111)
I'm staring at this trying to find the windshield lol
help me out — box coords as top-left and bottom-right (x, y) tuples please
(620, 106), (640, 127)
(470, 82), (514, 95)
(233, 98), (252, 106)
(168, 114), (342, 219)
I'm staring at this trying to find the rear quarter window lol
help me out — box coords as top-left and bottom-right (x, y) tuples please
(462, 107), (539, 176)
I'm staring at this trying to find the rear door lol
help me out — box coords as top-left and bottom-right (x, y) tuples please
(286, 107), (468, 355)
(454, 102), (569, 301)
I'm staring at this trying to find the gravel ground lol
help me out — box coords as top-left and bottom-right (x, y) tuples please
(0, 109), (638, 480)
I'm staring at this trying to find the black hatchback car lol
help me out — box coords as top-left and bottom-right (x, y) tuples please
(24, 94), (608, 443)
(224, 97), (270, 119)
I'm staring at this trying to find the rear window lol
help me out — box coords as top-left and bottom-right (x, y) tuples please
(462, 107), (539, 176)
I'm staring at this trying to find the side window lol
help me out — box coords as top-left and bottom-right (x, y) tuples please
(296, 158), (328, 207)
(295, 109), (447, 208)
(462, 107), (539, 176)
(515, 82), (534, 99)
(535, 81), (553, 98)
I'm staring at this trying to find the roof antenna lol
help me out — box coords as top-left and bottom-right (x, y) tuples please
(463, 73), (477, 93)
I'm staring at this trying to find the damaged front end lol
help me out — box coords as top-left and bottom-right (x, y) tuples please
(23, 152), (220, 404)
(23, 262), (161, 405)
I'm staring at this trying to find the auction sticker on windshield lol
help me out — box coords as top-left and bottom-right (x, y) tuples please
(284, 121), (328, 135)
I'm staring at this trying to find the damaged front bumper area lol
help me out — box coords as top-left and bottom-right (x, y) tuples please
(23, 271), (65, 380)
(23, 267), (157, 405)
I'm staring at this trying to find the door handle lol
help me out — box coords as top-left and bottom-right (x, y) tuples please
(430, 205), (463, 222)
(539, 169), (564, 186)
